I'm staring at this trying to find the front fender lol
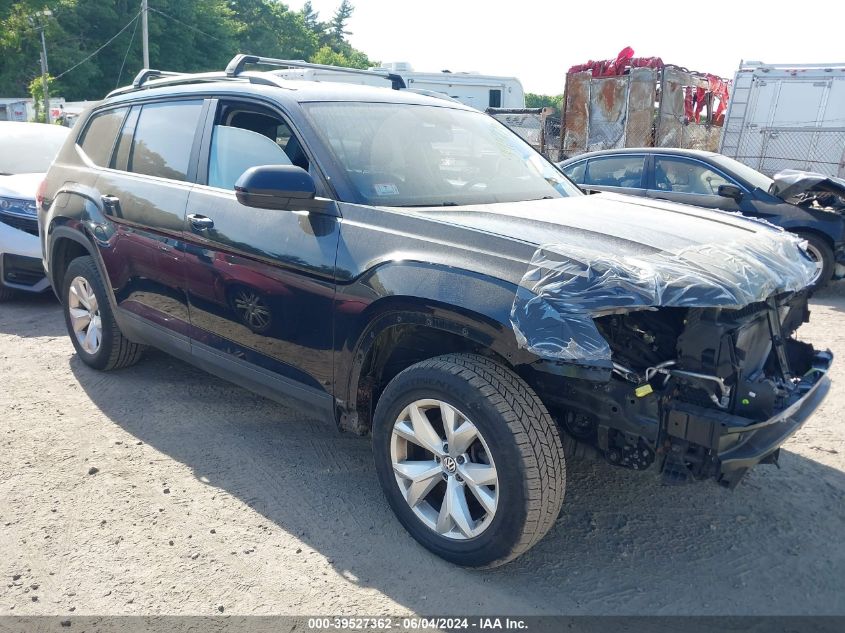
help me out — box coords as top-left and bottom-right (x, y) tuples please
(332, 260), (609, 429)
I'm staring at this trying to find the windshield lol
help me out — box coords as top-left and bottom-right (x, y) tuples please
(710, 154), (774, 192)
(303, 102), (580, 207)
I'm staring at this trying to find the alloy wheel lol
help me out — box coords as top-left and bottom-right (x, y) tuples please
(233, 289), (271, 332)
(390, 399), (499, 540)
(803, 242), (825, 285)
(68, 276), (102, 355)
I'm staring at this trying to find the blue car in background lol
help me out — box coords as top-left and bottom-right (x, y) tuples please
(558, 148), (845, 288)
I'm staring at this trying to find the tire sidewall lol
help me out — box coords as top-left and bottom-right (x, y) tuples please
(796, 232), (834, 289)
(373, 363), (529, 567)
(62, 257), (115, 370)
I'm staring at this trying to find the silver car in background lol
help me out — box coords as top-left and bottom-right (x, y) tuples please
(0, 121), (70, 300)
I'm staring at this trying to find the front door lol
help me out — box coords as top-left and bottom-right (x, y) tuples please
(182, 99), (340, 406)
(645, 155), (748, 213)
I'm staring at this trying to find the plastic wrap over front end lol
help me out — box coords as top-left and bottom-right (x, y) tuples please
(510, 232), (817, 363)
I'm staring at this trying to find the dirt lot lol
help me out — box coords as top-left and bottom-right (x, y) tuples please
(1, 287), (844, 617)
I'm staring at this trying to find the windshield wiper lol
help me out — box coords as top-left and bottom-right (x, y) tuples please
(403, 202), (460, 207)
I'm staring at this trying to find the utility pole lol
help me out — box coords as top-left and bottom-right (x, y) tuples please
(141, 0), (149, 68)
(37, 14), (51, 124)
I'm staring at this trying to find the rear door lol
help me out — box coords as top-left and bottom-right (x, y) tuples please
(181, 98), (339, 409)
(93, 98), (206, 340)
(574, 154), (648, 197)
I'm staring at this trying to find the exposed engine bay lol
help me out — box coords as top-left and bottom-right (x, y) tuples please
(771, 169), (845, 213)
(535, 291), (831, 487)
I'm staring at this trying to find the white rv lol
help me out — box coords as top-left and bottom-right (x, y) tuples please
(719, 61), (845, 177)
(274, 61), (525, 110)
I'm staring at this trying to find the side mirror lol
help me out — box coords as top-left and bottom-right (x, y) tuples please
(717, 184), (743, 202)
(235, 165), (316, 210)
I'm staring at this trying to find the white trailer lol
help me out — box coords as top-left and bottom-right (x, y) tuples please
(719, 61), (845, 177)
(274, 61), (525, 110)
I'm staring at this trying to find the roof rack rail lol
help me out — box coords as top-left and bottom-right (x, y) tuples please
(131, 68), (183, 89)
(108, 70), (287, 98)
(225, 54), (407, 90)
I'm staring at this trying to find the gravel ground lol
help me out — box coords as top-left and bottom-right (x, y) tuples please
(1, 286), (844, 617)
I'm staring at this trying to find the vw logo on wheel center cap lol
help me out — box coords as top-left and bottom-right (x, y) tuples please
(442, 456), (458, 474)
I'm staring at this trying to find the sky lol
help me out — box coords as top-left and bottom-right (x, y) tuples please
(288, 0), (845, 95)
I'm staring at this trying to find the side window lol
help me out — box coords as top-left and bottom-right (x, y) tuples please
(562, 161), (586, 184)
(489, 89), (502, 108)
(128, 100), (203, 181)
(206, 105), (309, 191)
(653, 157), (733, 195)
(78, 107), (128, 167)
(111, 106), (140, 170)
(583, 155), (645, 188)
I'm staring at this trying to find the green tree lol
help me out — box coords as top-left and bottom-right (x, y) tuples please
(300, 1), (322, 32)
(329, 0), (353, 45)
(28, 72), (54, 122)
(525, 93), (563, 112)
(229, 0), (316, 60)
(310, 44), (373, 70)
(0, 0), (376, 102)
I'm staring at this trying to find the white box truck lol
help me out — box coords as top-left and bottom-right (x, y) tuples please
(719, 61), (845, 177)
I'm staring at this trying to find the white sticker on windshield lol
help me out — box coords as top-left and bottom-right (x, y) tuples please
(374, 183), (399, 196)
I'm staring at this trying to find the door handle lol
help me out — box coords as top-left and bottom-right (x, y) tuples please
(188, 214), (214, 231)
(101, 194), (121, 215)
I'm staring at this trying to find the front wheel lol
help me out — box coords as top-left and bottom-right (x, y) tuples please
(372, 353), (566, 568)
(795, 231), (834, 290)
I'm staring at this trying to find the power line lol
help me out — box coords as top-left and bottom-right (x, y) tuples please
(55, 11), (142, 80)
(115, 11), (141, 88)
(148, 7), (227, 44)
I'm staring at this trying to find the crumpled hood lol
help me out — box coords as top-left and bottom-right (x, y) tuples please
(770, 169), (845, 203)
(403, 193), (817, 364)
(0, 173), (43, 199)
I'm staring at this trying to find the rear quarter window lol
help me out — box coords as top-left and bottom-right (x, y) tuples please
(78, 107), (128, 167)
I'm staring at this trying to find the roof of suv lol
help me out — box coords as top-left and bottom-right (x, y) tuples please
(102, 75), (476, 111)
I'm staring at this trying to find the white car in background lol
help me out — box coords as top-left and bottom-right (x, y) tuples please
(0, 121), (70, 300)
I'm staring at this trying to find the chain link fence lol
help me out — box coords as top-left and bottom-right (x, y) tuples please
(488, 108), (561, 161)
(731, 127), (845, 177)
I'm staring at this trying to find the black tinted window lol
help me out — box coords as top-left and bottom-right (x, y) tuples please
(79, 107), (127, 167)
(112, 106), (139, 170)
(128, 101), (202, 181)
(584, 155), (644, 188)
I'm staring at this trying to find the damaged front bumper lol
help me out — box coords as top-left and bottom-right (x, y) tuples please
(666, 350), (832, 488)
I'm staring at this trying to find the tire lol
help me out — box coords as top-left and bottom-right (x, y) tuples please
(61, 256), (146, 371)
(794, 231), (834, 290)
(0, 286), (16, 302)
(372, 353), (566, 568)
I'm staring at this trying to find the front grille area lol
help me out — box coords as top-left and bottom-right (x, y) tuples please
(2, 254), (45, 287)
(0, 211), (39, 236)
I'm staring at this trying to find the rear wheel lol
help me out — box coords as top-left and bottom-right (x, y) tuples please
(62, 256), (145, 370)
(372, 353), (566, 567)
(795, 231), (834, 289)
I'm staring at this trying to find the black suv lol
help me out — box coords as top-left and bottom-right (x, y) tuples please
(40, 55), (832, 567)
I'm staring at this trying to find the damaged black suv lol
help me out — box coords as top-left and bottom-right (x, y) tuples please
(40, 55), (832, 568)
